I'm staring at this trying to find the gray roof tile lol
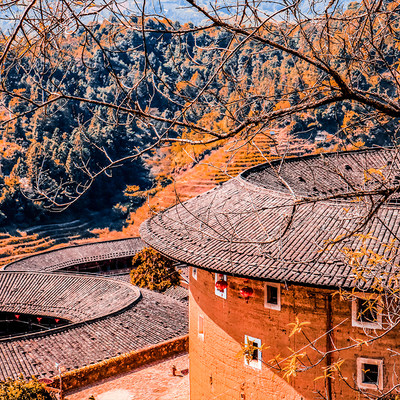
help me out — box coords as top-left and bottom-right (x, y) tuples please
(0, 238), (188, 380)
(141, 148), (400, 289)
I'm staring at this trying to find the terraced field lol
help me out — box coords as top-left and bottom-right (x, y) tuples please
(125, 130), (314, 235)
(0, 219), (96, 267)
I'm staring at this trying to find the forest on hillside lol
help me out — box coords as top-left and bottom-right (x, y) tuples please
(0, 3), (398, 229)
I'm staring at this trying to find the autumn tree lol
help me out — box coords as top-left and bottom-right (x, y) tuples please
(1, 0), (400, 209)
(0, 377), (53, 400)
(130, 247), (180, 291)
(2, 1), (400, 398)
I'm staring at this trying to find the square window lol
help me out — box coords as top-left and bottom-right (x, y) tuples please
(198, 315), (204, 340)
(357, 358), (383, 390)
(362, 363), (379, 384)
(264, 283), (281, 310)
(215, 274), (227, 299)
(267, 286), (278, 304)
(192, 267), (198, 280)
(352, 297), (382, 329)
(244, 335), (262, 370)
(357, 298), (377, 323)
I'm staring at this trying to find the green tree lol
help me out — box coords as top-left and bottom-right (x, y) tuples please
(130, 248), (180, 292)
(0, 377), (53, 400)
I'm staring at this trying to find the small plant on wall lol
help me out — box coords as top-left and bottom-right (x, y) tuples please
(237, 340), (268, 365)
(130, 247), (180, 292)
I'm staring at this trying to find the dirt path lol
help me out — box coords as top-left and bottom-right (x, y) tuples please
(65, 354), (189, 400)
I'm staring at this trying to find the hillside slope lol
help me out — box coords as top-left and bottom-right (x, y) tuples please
(123, 130), (314, 236)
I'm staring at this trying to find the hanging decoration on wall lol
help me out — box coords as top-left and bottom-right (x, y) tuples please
(240, 286), (254, 303)
(215, 279), (228, 292)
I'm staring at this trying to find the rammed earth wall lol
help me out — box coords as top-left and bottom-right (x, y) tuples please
(53, 335), (188, 393)
(189, 268), (397, 399)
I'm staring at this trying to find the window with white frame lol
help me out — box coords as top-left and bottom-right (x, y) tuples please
(198, 315), (204, 340)
(264, 282), (281, 310)
(215, 273), (227, 299)
(192, 267), (198, 280)
(244, 335), (262, 370)
(357, 357), (383, 391)
(352, 297), (382, 329)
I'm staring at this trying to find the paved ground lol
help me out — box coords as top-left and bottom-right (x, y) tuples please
(66, 354), (189, 400)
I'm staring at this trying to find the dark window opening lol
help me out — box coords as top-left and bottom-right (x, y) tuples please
(357, 298), (378, 323)
(250, 341), (259, 361)
(267, 285), (278, 305)
(362, 363), (379, 384)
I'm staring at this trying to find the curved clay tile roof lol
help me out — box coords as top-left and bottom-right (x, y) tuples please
(0, 288), (188, 380)
(242, 148), (400, 200)
(0, 271), (139, 322)
(140, 148), (400, 289)
(0, 237), (188, 380)
(4, 237), (144, 272)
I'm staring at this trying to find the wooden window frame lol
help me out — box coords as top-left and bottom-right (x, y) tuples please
(357, 357), (384, 391)
(351, 296), (382, 330)
(244, 335), (262, 370)
(264, 282), (281, 311)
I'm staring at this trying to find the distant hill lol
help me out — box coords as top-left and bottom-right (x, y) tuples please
(122, 128), (318, 236)
(0, 13), (393, 241)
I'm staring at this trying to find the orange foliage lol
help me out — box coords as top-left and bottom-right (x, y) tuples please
(125, 132), (280, 235)
(274, 100), (291, 111)
(0, 140), (22, 159)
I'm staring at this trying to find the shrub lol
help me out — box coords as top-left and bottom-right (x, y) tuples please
(130, 247), (180, 292)
(0, 376), (53, 400)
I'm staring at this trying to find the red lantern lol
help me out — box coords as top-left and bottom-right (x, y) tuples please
(55, 319), (60, 323)
(37, 317), (42, 323)
(240, 286), (254, 303)
(15, 314), (20, 320)
(215, 279), (228, 292)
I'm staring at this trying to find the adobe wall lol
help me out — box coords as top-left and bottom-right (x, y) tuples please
(53, 335), (188, 393)
(189, 268), (400, 399)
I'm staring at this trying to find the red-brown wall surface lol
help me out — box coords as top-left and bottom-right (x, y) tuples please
(56, 336), (188, 393)
(189, 267), (400, 399)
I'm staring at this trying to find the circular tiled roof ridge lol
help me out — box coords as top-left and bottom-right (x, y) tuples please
(4, 237), (145, 272)
(0, 270), (141, 324)
(0, 238), (188, 380)
(141, 147), (400, 289)
(239, 147), (399, 201)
